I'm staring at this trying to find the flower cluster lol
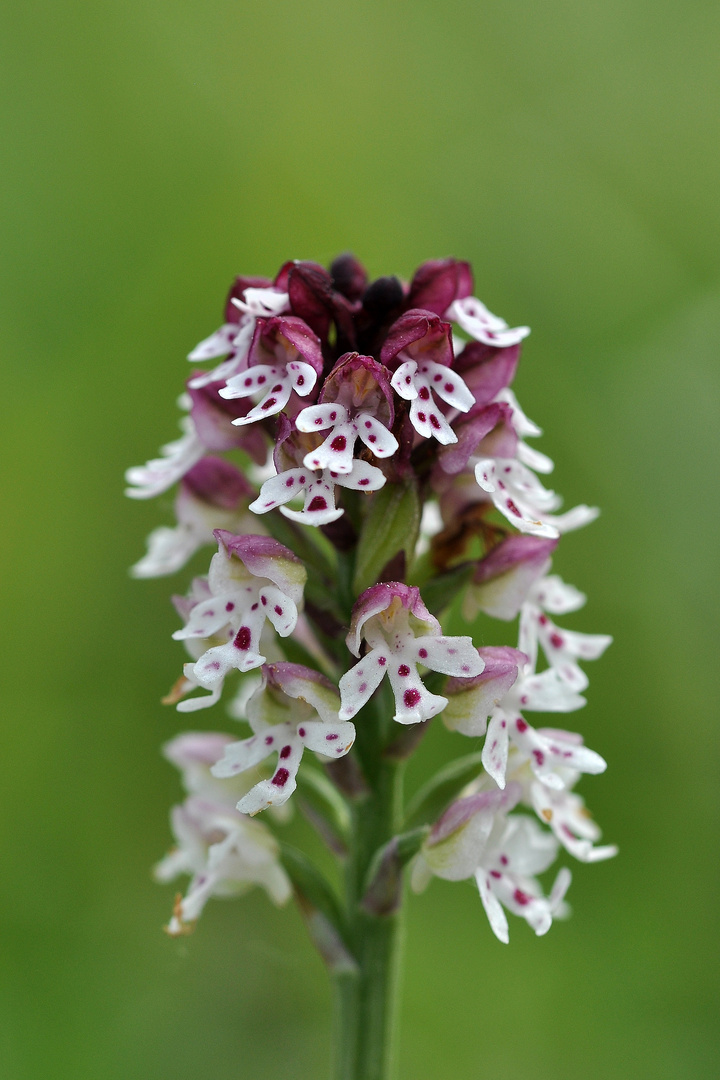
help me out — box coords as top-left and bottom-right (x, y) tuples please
(129, 255), (614, 943)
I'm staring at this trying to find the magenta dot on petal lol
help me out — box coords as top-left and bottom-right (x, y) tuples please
(234, 626), (251, 650)
(418, 648), (427, 659)
(272, 768), (290, 787)
(298, 727), (306, 737)
(403, 688), (421, 708)
(265, 736), (274, 745)
(280, 745), (292, 759)
(398, 664), (410, 677)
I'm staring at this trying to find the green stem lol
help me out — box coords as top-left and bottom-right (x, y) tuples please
(332, 691), (404, 1080)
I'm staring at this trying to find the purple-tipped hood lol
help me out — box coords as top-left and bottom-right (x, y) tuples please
(346, 582), (439, 657)
(445, 645), (527, 697)
(470, 536), (558, 620)
(214, 530), (306, 603)
(248, 314), (324, 375)
(406, 259), (473, 317)
(428, 783), (521, 846)
(437, 402), (513, 475)
(320, 352), (395, 427)
(380, 308), (454, 370)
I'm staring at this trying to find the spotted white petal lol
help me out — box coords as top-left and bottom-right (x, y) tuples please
(338, 649), (388, 719)
(280, 478), (344, 526)
(295, 403), (349, 432)
(125, 417), (205, 500)
(356, 414), (398, 457)
(258, 586), (298, 637)
(411, 635), (484, 678)
(188, 323), (238, 362)
(299, 720), (356, 757)
(476, 872), (510, 943)
(332, 459), (386, 492)
(249, 469), (312, 514)
(172, 594), (239, 640)
(482, 708), (510, 788)
(418, 361), (474, 412)
(303, 421), (357, 474)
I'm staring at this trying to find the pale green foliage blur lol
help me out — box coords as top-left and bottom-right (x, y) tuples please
(0, 1), (718, 1078)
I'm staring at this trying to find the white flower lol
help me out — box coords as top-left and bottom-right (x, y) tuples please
(125, 413), (204, 500)
(187, 286), (290, 389)
(211, 663), (354, 814)
(412, 787), (571, 943)
(338, 583), (484, 724)
(155, 796), (291, 935)
(172, 532), (306, 710)
(474, 457), (599, 538)
(249, 459), (385, 527)
(518, 575), (612, 693)
(391, 358), (474, 444)
(443, 646), (606, 790)
(295, 402), (398, 474)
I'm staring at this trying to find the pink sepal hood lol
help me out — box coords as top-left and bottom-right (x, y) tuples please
(213, 530), (306, 604)
(380, 308), (455, 371)
(467, 536), (558, 621)
(346, 582), (440, 658)
(406, 259), (473, 317)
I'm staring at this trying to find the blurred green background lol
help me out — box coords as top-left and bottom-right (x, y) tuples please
(1, 1), (718, 1077)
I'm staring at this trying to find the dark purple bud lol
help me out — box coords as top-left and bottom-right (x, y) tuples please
(407, 259), (473, 317)
(455, 341), (521, 410)
(287, 262), (336, 339)
(273, 261), (295, 290)
(182, 457), (254, 509)
(330, 253), (368, 302)
(362, 275), (405, 316)
(380, 308), (454, 370)
(223, 275), (273, 323)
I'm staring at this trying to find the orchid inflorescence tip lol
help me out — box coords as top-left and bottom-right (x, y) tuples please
(128, 254), (615, 948)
